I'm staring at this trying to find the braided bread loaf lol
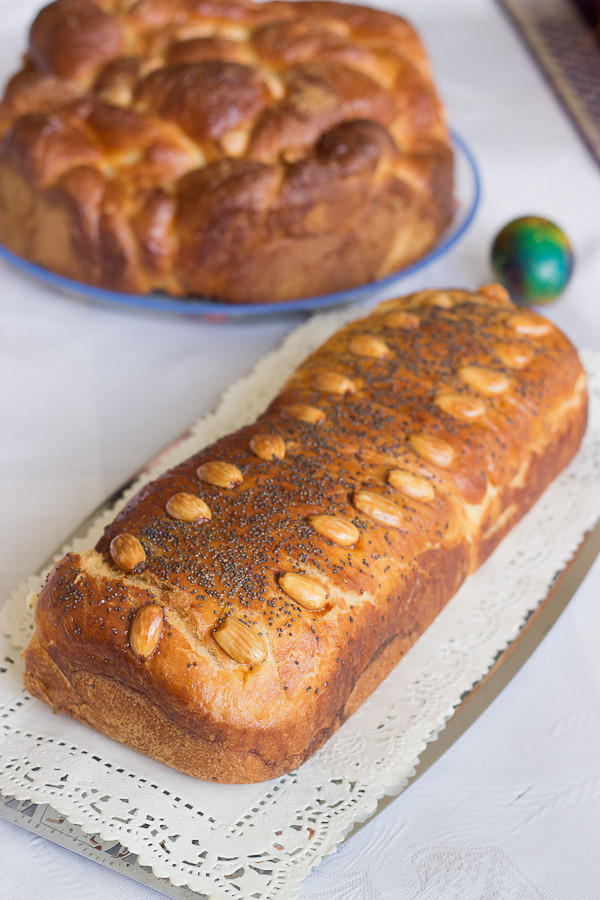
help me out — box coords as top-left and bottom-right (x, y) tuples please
(23, 285), (587, 782)
(0, 0), (453, 303)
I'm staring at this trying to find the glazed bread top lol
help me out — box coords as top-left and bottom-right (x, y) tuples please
(0, 0), (453, 301)
(25, 287), (588, 780)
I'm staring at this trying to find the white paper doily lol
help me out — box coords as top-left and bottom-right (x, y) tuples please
(1, 306), (599, 900)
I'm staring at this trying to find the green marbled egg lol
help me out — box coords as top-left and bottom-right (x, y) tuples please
(490, 215), (573, 305)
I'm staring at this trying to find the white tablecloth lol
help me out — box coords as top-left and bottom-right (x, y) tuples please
(1, 0), (599, 897)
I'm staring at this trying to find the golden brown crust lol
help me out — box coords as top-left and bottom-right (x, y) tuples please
(0, 0), (453, 303)
(23, 286), (588, 782)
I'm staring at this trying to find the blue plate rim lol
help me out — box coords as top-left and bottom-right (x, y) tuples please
(0, 129), (480, 318)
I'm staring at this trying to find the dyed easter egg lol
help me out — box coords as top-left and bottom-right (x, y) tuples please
(490, 216), (573, 305)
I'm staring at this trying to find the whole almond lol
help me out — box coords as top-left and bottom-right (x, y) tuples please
(494, 343), (532, 369)
(250, 433), (286, 460)
(506, 312), (552, 337)
(97, 84), (132, 107)
(312, 371), (356, 395)
(213, 618), (267, 666)
(388, 469), (435, 502)
(197, 460), (243, 489)
(425, 291), (454, 308)
(220, 127), (248, 157)
(353, 491), (404, 527)
(283, 403), (325, 424)
(458, 366), (509, 396)
(279, 572), (327, 610)
(110, 533), (146, 572)
(310, 514), (359, 547)
(349, 334), (391, 359)
(263, 70), (285, 100)
(477, 283), (512, 305)
(384, 310), (420, 330)
(129, 604), (164, 659)
(166, 492), (211, 521)
(409, 433), (455, 468)
(435, 393), (486, 420)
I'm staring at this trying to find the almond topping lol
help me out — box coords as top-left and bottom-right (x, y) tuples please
(384, 310), (420, 329)
(435, 393), (487, 420)
(310, 514), (359, 547)
(283, 403), (325, 424)
(506, 312), (552, 337)
(312, 371), (356, 395)
(110, 533), (146, 573)
(250, 433), (286, 460)
(213, 618), (267, 666)
(97, 85), (132, 107)
(129, 604), (164, 660)
(349, 334), (391, 359)
(388, 469), (435, 502)
(477, 283), (512, 305)
(197, 460), (243, 489)
(458, 366), (510, 395)
(409, 433), (455, 467)
(281, 147), (306, 164)
(425, 291), (454, 308)
(220, 127), (248, 157)
(495, 343), (533, 368)
(279, 573), (327, 610)
(264, 70), (285, 100)
(353, 491), (404, 527)
(166, 492), (211, 522)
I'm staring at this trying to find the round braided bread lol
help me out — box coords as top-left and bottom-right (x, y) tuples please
(0, 0), (453, 303)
